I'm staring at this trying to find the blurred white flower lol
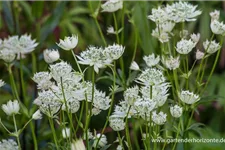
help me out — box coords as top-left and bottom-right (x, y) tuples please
(107, 26), (123, 35)
(210, 10), (220, 21)
(93, 134), (108, 148)
(1, 100), (20, 116)
(109, 116), (125, 131)
(190, 33), (200, 43)
(148, 7), (168, 23)
(62, 128), (70, 139)
(152, 111), (167, 125)
(170, 105), (183, 118)
(103, 44), (124, 60)
(101, 0), (123, 13)
(210, 20), (225, 35)
(117, 145), (123, 150)
(196, 50), (204, 60)
(180, 30), (189, 39)
(203, 40), (221, 54)
(0, 139), (19, 150)
(32, 110), (42, 120)
(62, 98), (80, 113)
(43, 49), (60, 64)
(178, 90), (200, 104)
(176, 39), (196, 54)
(0, 48), (16, 63)
(130, 61), (140, 71)
(0, 79), (5, 88)
(124, 86), (139, 105)
(71, 139), (86, 150)
(162, 56), (180, 70)
(143, 54), (160, 67)
(152, 28), (170, 43)
(160, 21), (175, 33)
(57, 35), (78, 51)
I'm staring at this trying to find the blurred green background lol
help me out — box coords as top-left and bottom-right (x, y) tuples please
(1, 1), (225, 149)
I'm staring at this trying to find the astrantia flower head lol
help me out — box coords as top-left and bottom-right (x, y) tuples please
(109, 116), (125, 131)
(93, 134), (108, 148)
(32, 71), (53, 90)
(130, 61), (140, 71)
(0, 139), (19, 150)
(143, 54), (160, 67)
(77, 46), (112, 73)
(62, 128), (70, 139)
(1, 100), (20, 116)
(43, 49), (60, 64)
(134, 98), (156, 119)
(92, 90), (111, 112)
(178, 90), (200, 104)
(152, 111), (167, 125)
(32, 109), (42, 120)
(62, 98), (80, 113)
(101, 0), (123, 13)
(166, 1), (202, 22)
(57, 35), (78, 51)
(190, 33), (200, 43)
(196, 50), (204, 60)
(210, 20), (225, 35)
(148, 6), (168, 23)
(152, 28), (170, 43)
(0, 79), (5, 88)
(203, 40), (221, 54)
(136, 68), (166, 86)
(210, 10), (220, 21)
(170, 105), (183, 118)
(71, 139), (86, 150)
(162, 56), (180, 70)
(124, 86), (139, 105)
(0, 48), (16, 63)
(103, 44), (124, 60)
(176, 39), (196, 54)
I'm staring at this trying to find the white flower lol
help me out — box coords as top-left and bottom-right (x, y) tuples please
(32, 72), (53, 90)
(93, 134), (108, 148)
(160, 21), (175, 33)
(143, 54), (160, 67)
(1, 100), (20, 116)
(0, 48), (16, 63)
(152, 28), (170, 43)
(210, 10), (220, 21)
(62, 98), (80, 113)
(178, 90), (200, 104)
(0, 139), (19, 150)
(165, 1), (202, 22)
(107, 26), (123, 35)
(210, 20), (225, 35)
(196, 50), (204, 60)
(203, 40), (221, 54)
(93, 90), (111, 111)
(134, 98), (156, 119)
(101, 0), (123, 13)
(43, 49), (60, 64)
(190, 33), (200, 43)
(71, 139), (86, 150)
(0, 79), (5, 88)
(148, 7), (168, 23)
(62, 128), (70, 139)
(32, 110), (42, 120)
(117, 145), (123, 150)
(130, 61), (140, 71)
(152, 111), (167, 125)
(57, 35), (78, 50)
(124, 86), (139, 105)
(77, 46), (112, 73)
(176, 39), (196, 54)
(180, 30), (189, 39)
(109, 116), (125, 131)
(170, 105), (183, 118)
(162, 56), (180, 70)
(103, 44), (124, 60)
(136, 68), (166, 86)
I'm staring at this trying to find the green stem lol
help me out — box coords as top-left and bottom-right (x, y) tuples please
(13, 114), (21, 150)
(185, 55), (189, 89)
(48, 117), (59, 150)
(117, 132), (125, 150)
(172, 118), (181, 150)
(125, 106), (132, 150)
(71, 50), (83, 75)
(30, 122), (38, 150)
(8, 65), (20, 101)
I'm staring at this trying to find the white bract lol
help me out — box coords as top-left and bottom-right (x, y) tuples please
(1, 100), (20, 116)
(178, 90), (200, 104)
(176, 39), (196, 54)
(62, 128), (70, 139)
(101, 0), (123, 12)
(103, 44), (124, 60)
(32, 110), (43, 120)
(57, 35), (78, 51)
(143, 54), (160, 67)
(43, 49), (60, 64)
(190, 33), (200, 43)
(93, 134), (108, 148)
(152, 111), (167, 125)
(210, 10), (220, 21)
(170, 105), (183, 118)
(162, 56), (180, 70)
(109, 116), (125, 131)
(203, 40), (221, 54)
(71, 139), (86, 150)
(130, 61), (140, 71)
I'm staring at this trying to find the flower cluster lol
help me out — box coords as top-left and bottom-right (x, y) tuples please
(0, 139), (19, 150)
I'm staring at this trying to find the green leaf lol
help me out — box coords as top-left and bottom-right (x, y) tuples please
(100, 144), (111, 150)
(19, 1), (35, 23)
(197, 95), (224, 104)
(2, 1), (15, 33)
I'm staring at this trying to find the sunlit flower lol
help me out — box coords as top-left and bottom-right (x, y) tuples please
(178, 90), (200, 104)
(162, 56), (180, 70)
(143, 54), (160, 67)
(176, 39), (196, 54)
(152, 111), (167, 125)
(203, 40), (221, 54)
(32, 109), (43, 120)
(170, 105), (183, 118)
(57, 35), (78, 51)
(43, 49), (60, 64)
(101, 0), (123, 12)
(1, 100), (20, 116)
(0, 139), (19, 150)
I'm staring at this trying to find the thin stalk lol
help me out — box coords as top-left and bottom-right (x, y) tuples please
(13, 115), (21, 150)
(140, 125), (148, 150)
(48, 117), (59, 150)
(75, 101), (85, 133)
(125, 106), (132, 150)
(30, 122), (38, 150)
(185, 55), (189, 89)
(172, 118), (181, 150)
(8, 65), (20, 101)
(117, 132), (125, 150)
(71, 50), (83, 75)
(173, 69), (180, 96)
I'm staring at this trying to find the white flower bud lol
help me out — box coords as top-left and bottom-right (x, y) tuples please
(1, 100), (20, 116)
(178, 90), (200, 104)
(71, 139), (86, 150)
(101, 0), (123, 13)
(170, 105), (183, 118)
(210, 20), (225, 35)
(109, 116), (125, 131)
(190, 33), (200, 43)
(62, 128), (70, 139)
(196, 50), (204, 60)
(130, 61), (140, 71)
(210, 10), (220, 21)
(176, 39), (196, 54)
(152, 111), (167, 125)
(32, 110), (42, 120)
(43, 49), (60, 64)
(57, 35), (78, 51)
